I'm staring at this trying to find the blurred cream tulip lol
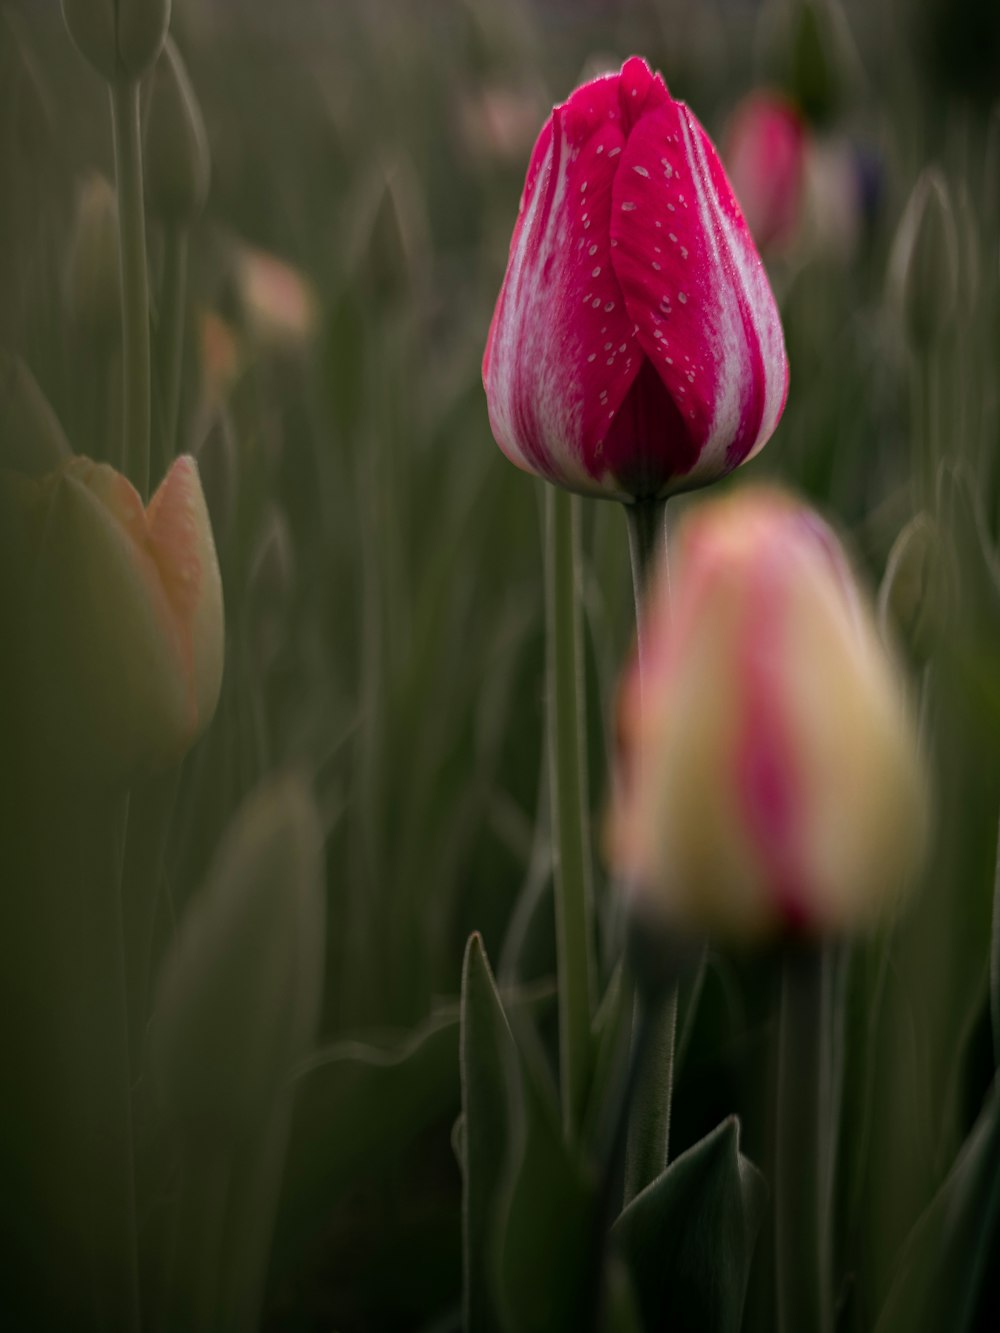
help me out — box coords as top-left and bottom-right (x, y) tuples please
(1, 453), (223, 786)
(609, 488), (928, 940)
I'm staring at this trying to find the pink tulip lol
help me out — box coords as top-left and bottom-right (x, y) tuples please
(722, 91), (806, 253)
(609, 488), (927, 940)
(483, 57), (788, 502)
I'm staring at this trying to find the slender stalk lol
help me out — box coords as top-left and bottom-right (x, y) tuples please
(621, 498), (676, 1203)
(158, 224), (189, 461)
(991, 809), (1000, 1068)
(776, 944), (832, 1333)
(545, 485), (595, 1139)
(110, 80), (152, 499)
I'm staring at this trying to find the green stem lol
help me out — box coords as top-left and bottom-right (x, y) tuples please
(158, 224), (188, 462)
(110, 80), (152, 499)
(776, 944), (832, 1333)
(545, 485), (595, 1140)
(991, 809), (1000, 1068)
(621, 498), (675, 1203)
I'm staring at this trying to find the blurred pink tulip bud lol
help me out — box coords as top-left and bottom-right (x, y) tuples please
(723, 91), (806, 253)
(483, 56), (788, 502)
(609, 488), (928, 941)
(1, 454), (223, 786)
(234, 243), (319, 352)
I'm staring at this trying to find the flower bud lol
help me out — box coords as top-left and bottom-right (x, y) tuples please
(61, 0), (170, 84)
(877, 512), (954, 661)
(234, 244), (319, 351)
(723, 91), (806, 253)
(483, 56), (788, 502)
(888, 168), (959, 353)
(0, 353), (71, 475)
(150, 775), (325, 1142)
(66, 173), (121, 336)
(144, 36), (210, 225)
(609, 488), (928, 941)
(247, 507), (294, 674)
(1, 454), (223, 787)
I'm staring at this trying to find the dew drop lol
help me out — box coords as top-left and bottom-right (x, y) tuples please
(592, 266), (601, 277)
(608, 146), (621, 157)
(632, 164), (649, 177)
(678, 291), (688, 304)
(588, 244), (598, 256)
(620, 201), (637, 212)
(587, 353), (597, 362)
(604, 301), (615, 312)
(592, 298), (601, 309)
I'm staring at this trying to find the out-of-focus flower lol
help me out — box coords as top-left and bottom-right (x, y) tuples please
(723, 91), (806, 253)
(609, 488), (928, 941)
(460, 86), (548, 163)
(199, 308), (241, 402)
(483, 56), (788, 502)
(888, 167), (959, 353)
(723, 92), (870, 264)
(233, 243), (319, 352)
(61, 0), (170, 84)
(66, 173), (121, 336)
(144, 36), (210, 225)
(0, 453), (223, 786)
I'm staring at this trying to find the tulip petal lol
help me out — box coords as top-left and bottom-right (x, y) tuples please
(147, 455), (224, 739)
(483, 75), (648, 499)
(609, 100), (788, 492)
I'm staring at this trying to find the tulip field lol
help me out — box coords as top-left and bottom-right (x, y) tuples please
(1, 0), (999, 1329)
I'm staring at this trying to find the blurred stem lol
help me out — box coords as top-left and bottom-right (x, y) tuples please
(776, 944), (833, 1333)
(991, 809), (1000, 1068)
(158, 225), (189, 462)
(110, 80), (152, 499)
(622, 498), (676, 1203)
(545, 486), (595, 1140)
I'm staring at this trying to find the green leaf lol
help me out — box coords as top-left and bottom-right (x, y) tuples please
(612, 1117), (768, 1333)
(495, 1007), (597, 1333)
(461, 932), (517, 1333)
(273, 1004), (461, 1279)
(874, 1081), (1000, 1333)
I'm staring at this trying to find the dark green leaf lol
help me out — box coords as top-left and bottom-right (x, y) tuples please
(461, 932), (516, 1333)
(875, 1080), (1000, 1333)
(613, 1117), (767, 1333)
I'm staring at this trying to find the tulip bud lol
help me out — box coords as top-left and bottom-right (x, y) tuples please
(0, 353), (71, 475)
(66, 173), (121, 336)
(877, 512), (953, 661)
(1, 454), (223, 788)
(234, 244), (319, 352)
(609, 488), (928, 941)
(144, 37), (210, 225)
(888, 168), (959, 353)
(247, 507), (294, 674)
(483, 57), (788, 502)
(61, 0), (170, 84)
(723, 91), (806, 253)
(150, 775), (325, 1142)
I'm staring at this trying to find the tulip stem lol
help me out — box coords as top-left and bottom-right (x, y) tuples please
(110, 79), (153, 500)
(776, 943), (834, 1333)
(620, 497), (677, 1202)
(158, 224), (189, 464)
(545, 485), (596, 1140)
